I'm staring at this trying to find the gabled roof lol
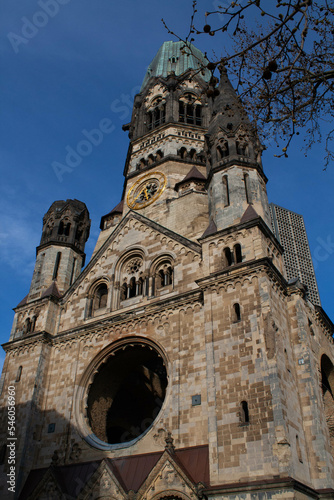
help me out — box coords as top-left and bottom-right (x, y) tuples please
(100, 200), (124, 229)
(19, 445), (209, 498)
(175, 166), (206, 191)
(62, 210), (201, 302)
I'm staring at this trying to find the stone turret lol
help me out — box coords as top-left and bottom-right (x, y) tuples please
(206, 65), (271, 231)
(28, 199), (91, 300)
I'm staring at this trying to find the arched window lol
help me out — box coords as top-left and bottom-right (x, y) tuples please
(147, 154), (155, 165)
(58, 221), (64, 235)
(222, 175), (230, 207)
(244, 173), (252, 204)
(223, 247), (233, 267)
(233, 303), (241, 322)
(217, 141), (229, 160)
(240, 401), (250, 424)
(31, 315), (37, 332)
(52, 252), (62, 280)
(93, 283), (108, 310)
(148, 97), (166, 131)
(179, 93), (202, 126)
(137, 158), (147, 170)
(234, 244), (242, 264)
(119, 256), (145, 302)
(15, 366), (22, 383)
(156, 150), (164, 161)
(178, 147), (187, 159)
(237, 140), (248, 156)
(188, 148), (197, 161)
(64, 222), (71, 236)
(24, 318), (32, 335)
(157, 264), (173, 288)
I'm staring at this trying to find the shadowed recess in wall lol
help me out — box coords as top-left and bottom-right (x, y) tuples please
(87, 344), (168, 444)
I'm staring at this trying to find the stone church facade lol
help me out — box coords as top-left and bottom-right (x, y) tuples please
(1, 41), (334, 499)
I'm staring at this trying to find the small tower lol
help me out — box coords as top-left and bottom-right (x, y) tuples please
(206, 65), (271, 231)
(28, 199), (90, 300)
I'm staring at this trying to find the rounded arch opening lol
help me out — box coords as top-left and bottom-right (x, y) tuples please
(83, 339), (168, 447)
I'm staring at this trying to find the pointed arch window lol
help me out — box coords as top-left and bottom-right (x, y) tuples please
(217, 141), (229, 160)
(179, 93), (202, 126)
(58, 221), (64, 235)
(147, 97), (166, 131)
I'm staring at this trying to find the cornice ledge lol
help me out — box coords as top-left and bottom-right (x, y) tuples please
(206, 159), (268, 185)
(2, 331), (52, 352)
(203, 476), (334, 497)
(53, 289), (203, 343)
(196, 257), (287, 291)
(198, 216), (283, 254)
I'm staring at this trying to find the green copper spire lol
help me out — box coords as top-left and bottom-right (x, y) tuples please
(140, 41), (211, 90)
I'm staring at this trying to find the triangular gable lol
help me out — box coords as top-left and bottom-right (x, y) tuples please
(62, 210), (201, 302)
(19, 461), (101, 499)
(137, 450), (199, 499)
(109, 451), (162, 492)
(77, 459), (127, 500)
(25, 467), (66, 500)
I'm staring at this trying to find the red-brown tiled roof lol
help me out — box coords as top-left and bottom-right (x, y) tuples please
(108, 451), (162, 492)
(19, 445), (210, 498)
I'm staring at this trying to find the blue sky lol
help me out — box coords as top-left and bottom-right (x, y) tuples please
(1, 0), (333, 372)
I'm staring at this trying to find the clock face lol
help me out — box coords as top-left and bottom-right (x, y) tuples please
(127, 172), (167, 210)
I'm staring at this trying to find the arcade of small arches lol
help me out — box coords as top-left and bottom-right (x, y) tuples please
(222, 243), (243, 267)
(146, 91), (203, 133)
(87, 254), (175, 318)
(134, 146), (205, 173)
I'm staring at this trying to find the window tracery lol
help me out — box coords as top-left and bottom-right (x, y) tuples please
(120, 256), (145, 301)
(179, 92), (202, 126)
(148, 96), (166, 131)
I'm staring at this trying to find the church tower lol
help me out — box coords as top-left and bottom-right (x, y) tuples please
(1, 41), (334, 500)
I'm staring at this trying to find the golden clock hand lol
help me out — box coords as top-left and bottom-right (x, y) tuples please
(133, 188), (146, 202)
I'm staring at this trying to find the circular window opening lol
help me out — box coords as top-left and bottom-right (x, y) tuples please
(87, 343), (168, 445)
